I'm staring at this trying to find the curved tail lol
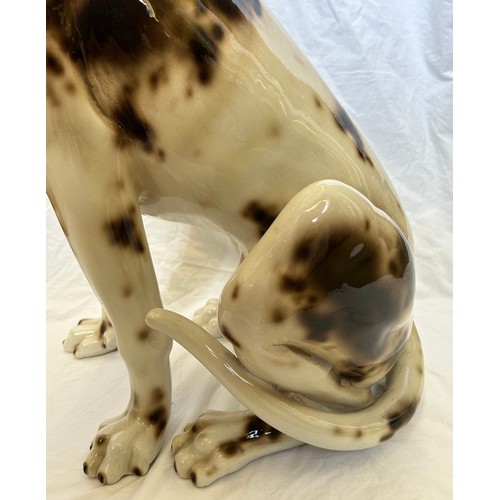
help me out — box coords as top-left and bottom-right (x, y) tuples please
(146, 308), (424, 450)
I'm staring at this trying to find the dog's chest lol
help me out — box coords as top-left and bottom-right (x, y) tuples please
(47, 0), (409, 245)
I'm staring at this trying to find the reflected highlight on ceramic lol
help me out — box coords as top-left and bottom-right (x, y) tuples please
(47, 0), (424, 487)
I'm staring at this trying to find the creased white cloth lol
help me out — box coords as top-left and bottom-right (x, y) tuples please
(46, 1), (452, 498)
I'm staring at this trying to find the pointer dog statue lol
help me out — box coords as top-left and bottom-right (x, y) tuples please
(47, 0), (424, 487)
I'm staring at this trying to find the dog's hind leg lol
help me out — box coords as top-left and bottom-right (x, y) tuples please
(171, 410), (303, 487)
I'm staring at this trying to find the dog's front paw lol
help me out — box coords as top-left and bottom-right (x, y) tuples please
(84, 410), (167, 485)
(172, 410), (297, 487)
(63, 317), (117, 358)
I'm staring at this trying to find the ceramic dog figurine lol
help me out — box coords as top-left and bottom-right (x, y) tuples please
(46, 0), (424, 487)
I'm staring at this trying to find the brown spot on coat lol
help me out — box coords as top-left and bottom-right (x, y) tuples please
(65, 81), (76, 93)
(138, 328), (150, 341)
(189, 25), (218, 84)
(149, 67), (167, 91)
(148, 406), (167, 436)
(242, 201), (279, 236)
(67, 0), (169, 66)
(245, 416), (281, 441)
(96, 435), (108, 446)
(46, 51), (64, 76)
(105, 211), (145, 253)
(152, 388), (165, 404)
(211, 23), (224, 41)
(333, 105), (374, 166)
(231, 284), (239, 299)
(112, 96), (155, 151)
(220, 442), (243, 456)
(272, 309), (285, 323)
(387, 400), (419, 432)
(280, 274), (306, 293)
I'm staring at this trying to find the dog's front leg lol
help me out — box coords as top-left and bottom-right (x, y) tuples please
(48, 163), (172, 484)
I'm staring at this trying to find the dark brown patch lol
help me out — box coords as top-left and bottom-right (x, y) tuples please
(221, 324), (241, 349)
(97, 473), (106, 484)
(65, 81), (76, 93)
(333, 105), (374, 166)
(157, 148), (166, 161)
(242, 201), (279, 237)
(105, 211), (145, 253)
(67, 0), (169, 66)
(387, 401), (419, 432)
(365, 219), (371, 231)
(96, 435), (108, 446)
(133, 467), (142, 476)
(189, 25), (218, 84)
(290, 226), (414, 344)
(218, 416), (281, 457)
(148, 406), (168, 436)
(245, 416), (281, 441)
(46, 50), (64, 76)
(211, 22), (224, 41)
(112, 96), (155, 151)
(380, 432), (394, 443)
(186, 86), (194, 98)
(220, 441), (243, 456)
(293, 233), (350, 263)
(231, 283), (239, 300)
(123, 285), (133, 298)
(356, 430), (363, 438)
(272, 309), (285, 323)
(138, 327), (150, 341)
(280, 274), (306, 293)
(152, 388), (165, 404)
(99, 321), (107, 336)
(314, 94), (322, 109)
(149, 67), (167, 91)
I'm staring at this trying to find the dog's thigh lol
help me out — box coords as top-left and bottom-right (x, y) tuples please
(219, 180), (414, 406)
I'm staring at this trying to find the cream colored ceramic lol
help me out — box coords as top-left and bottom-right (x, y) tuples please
(47, 0), (424, 487)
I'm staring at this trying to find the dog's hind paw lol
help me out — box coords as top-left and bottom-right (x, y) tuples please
(172, 410), (301, 487)
(63, 317), (117, 358)
(192, 299), (222, 338)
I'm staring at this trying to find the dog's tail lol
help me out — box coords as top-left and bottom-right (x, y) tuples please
(146, 308), (424, 450)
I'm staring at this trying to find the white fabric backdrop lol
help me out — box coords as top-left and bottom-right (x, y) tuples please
(46, 1), (452, 498)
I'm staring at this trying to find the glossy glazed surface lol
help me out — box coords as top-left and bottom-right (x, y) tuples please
(46, 0), (423, 487)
